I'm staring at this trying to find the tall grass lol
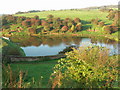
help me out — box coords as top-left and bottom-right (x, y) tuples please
(2, 64), (42, 88)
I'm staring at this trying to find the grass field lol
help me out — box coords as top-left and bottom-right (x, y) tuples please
(15, 10), (112, 25)
(10, 59), (58, 88)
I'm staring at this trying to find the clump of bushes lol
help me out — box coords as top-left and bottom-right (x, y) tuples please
(91, 18), (99, 25)
(50, 46), (118, 88)
(98, 21), (104, 27)
(106, 11), (117, 20)
(104, 25), (118, 34)
(3, 14), (83, 34)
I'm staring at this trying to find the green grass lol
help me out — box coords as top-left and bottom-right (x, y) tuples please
(14, 9), (119, 41)
(10, 59), (59, 88)
(15, 10), (112, 24)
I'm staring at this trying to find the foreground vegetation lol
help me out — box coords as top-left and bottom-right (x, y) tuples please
(2, 46), (119, 88)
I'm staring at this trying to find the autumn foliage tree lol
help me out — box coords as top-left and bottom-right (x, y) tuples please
(61, 26), (68, 32)
(22, 19), (31, 27)
(28, 27), (36, 34)
(74, 18), (81, 24)
(98, 21), (104, 27)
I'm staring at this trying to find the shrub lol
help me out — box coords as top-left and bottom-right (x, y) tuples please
(34, 15), (39, 20)
(69, 25), (75, 32)
(111, 25), (118, 33)
(41, 20), (48, 26)
(47, 15), (54, 19)
(98, 21), (104, 27)
(43, 25), (50, 31)
(22, 19), (31, 27)
(62, 20), (67, 26)
(91, 19), (99, 25)
(65, 18), (71, 22)
(113, 11), (120, 26)
(35, 19), (41, 26)
(50, 46), (118, 88)
(104, 25), (112, 34)
(106, 11), (116, 20)
(16, 16), (26, 23)
(75, 23), (82, 31)
(74, 18), (81, 23)
(6, 15), (16, 24)
(47, 18), (53, 24)
(28, 27), (36, 34)
(61, 26), (68, 32)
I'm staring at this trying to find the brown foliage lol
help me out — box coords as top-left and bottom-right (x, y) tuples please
(98, 21), (104, 27)
(22, 19), (31, 27)
(104, 25), (112, 34)
(74, 18), (81, 23)
(61, 26), (68, 32)
(28, 27), (36, 34)
(47, 15), (54, 19)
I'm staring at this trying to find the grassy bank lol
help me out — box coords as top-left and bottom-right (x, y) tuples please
(9, 59), (58, 88)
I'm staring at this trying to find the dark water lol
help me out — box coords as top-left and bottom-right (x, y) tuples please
(10, 36), (119, 56)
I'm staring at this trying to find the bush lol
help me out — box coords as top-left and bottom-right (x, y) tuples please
(111, 25), (118, 33)
(106, 11), (116, 20)
(22, 19), (31, 27)
(50, 46), (118, 88)
(74, 18), (81, 23)
(34, 15), (39, 20)
(91, 19), (99, 25)
(104, 25), (112, 34)
(75, 23), (82, 31)
(98, 21), (104, 27)
(28, 27), (36, 34)
(61, 26), (68, 32)
(113, 11), (120, 26)
(47, 15), (54, 19)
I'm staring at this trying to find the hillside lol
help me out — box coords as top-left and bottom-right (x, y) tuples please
(15, 10), (112, 24)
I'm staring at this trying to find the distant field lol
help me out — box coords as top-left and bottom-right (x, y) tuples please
(15, 10), (112, 25)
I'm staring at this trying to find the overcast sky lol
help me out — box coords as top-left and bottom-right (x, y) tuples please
(0, 0), (119, 14)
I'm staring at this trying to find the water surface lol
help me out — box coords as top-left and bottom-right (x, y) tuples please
(10, 36), (119, 56)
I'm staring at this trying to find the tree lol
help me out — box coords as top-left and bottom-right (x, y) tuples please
(28, 27), (36, 34)
(61, 26), (68, 32)
(98, 21), (104, 27)
(47, 15), (54, 19)
(34, 15), (39, 20)
(22, 19), (31, 27)
(104, 25), (112, 34)
(74, 18), (81, 24)
(75, 23), (82, 31)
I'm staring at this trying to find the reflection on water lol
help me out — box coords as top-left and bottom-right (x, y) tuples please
(10, 36), (119, 56)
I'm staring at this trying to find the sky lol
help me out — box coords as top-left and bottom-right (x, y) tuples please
(0, 0), (119, 14)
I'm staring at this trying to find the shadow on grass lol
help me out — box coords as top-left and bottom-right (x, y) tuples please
(82, 24), (92, 31)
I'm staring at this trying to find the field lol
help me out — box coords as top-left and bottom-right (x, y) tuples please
(9, 60), (58, 88)
(15, 10), (112, 24)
